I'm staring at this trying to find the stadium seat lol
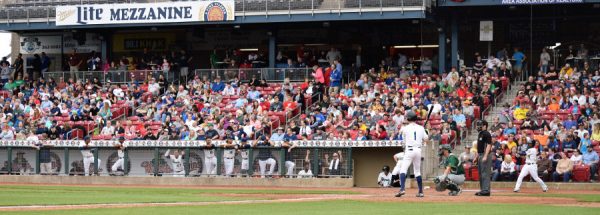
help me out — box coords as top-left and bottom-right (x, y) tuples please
(572, 165), (591, 182)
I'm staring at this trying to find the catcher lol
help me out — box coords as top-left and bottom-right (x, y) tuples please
(434, 145), (465, 196)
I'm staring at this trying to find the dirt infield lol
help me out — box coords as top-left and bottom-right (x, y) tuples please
(1, 183), (599, 212)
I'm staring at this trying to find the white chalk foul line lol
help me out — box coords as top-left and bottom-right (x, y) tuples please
(0, 194), (373, 211)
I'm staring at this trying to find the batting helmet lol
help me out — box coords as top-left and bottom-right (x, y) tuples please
(406, 111), (418, 122)
(382, 165), (390, 172)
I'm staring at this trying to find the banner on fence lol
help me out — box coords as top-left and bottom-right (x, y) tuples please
(56, 1), (235, 26)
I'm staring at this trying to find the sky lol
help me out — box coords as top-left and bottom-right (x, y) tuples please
(0, 32), (11, 61)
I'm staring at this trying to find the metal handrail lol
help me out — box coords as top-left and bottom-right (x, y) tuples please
(0, 0), (433, 24)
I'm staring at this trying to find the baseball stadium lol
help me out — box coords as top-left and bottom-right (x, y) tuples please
(0, 0), (600, 214)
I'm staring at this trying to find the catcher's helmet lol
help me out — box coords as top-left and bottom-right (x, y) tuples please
(406, 111), (418, 122)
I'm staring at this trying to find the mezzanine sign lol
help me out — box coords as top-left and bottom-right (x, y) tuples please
(55, 1), (234, 26)
(501, 0), (584, 4)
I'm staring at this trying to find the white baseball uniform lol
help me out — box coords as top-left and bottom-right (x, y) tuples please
(514, 148), (548, 191)
(392, 152), (405, 175)
(284, 150), (296, 177)
(111, 141), (128, 173)
(223, 147), (237, 175)
(204, 149), (217, 175)
(79, 141), (101, 176)
(240, 150), (250, 171)
(378, 172), (393, 187)
(399, 123), (428, 177)
(164, 150), (185, 177)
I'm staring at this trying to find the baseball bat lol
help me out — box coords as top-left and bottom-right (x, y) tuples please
(423, 105), (434, 129)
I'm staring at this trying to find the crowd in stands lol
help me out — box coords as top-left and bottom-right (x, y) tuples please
(2, 44), (599, 183)
(0, 47), (500, 147)
(458, 47), (600, 183)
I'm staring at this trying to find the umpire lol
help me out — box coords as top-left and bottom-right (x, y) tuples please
(475, 120), (492, 196)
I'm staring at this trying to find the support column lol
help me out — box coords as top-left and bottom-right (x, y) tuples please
(438, 27), (446, 74)
(451, 14), (459, 69)
(101, 35), (108, 64)
(268, 32), (277, 68)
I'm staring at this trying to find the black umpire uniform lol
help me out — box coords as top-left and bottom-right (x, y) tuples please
(476, 120), (492, 196)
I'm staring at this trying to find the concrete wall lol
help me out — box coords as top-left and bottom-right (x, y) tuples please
(352, 147), (402, 187)
(0, 175), (353, 188)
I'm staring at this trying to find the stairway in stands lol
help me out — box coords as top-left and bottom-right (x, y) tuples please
(456, 81), (523, 155)
(425, 81), (523, 179)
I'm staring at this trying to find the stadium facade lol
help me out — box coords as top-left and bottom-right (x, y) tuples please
(2, 0), (600, 75)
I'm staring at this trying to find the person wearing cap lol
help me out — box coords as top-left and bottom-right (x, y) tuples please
(378, 165), (393, 188)
(436, 144), (465, 196)
(221, 139), (239, 176)
(79, 136), (101, 176)
(205, 123), (219, 140)
(254, 135), (276, 177)
(395, 111), (428, 198)
(111, 136), (128, 176)
(203, 139), (217, 175)
(239, 138), (251, 176)
(32, 130), (54, 175)
(475, 120), (492, 196)
(459, 144), (475, 165)
(270, 127), (285, 142)
(164, 148), (185, 177)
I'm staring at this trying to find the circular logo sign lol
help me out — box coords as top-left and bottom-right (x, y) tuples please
(204, 2), (227, 22)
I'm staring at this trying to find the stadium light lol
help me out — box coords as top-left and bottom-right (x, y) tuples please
(548, 43), (561, 50)
(239, 48), (259, 52)
(393, 45), (417, 49)
(417, 45), (439, 48)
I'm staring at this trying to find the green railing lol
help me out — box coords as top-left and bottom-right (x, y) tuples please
(0, 140), (404, 178)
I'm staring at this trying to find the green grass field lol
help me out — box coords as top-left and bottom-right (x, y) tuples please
(505, 193), (600, 203)
(0, 185), (356, 206)
(2, 200), (599, 215)
(1, 185), (599, 215)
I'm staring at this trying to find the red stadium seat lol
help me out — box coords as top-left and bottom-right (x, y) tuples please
(572, 165), (591, 182)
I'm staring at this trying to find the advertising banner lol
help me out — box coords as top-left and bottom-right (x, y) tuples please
(56, 1), (235, 26)
(20, 33), (101, 54)
(500, 0), (584, 5)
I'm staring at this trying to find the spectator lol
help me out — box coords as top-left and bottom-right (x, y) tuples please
(539, 48), (551, 73)
(570, 149), (583, 165)
(582, 147), (599, 182)
(0, 125), (14, 140)
(553, 153), (573, 182)
(222, 83), (236, 96)
(325, 150), (343, 176)
(537, 151), (552, 180)
(13, 53), (24, 80)
(270, 127), (285, 141)
(562, 135), (578, 152)
(329, 63), (342, 95)
(211, 77), (225, 92)
(496, 154), (516, 181)
(512, 47), (526, 77)
(459, 144), (475, 164)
